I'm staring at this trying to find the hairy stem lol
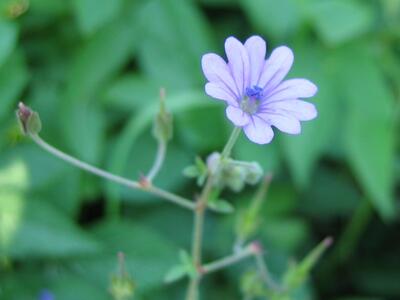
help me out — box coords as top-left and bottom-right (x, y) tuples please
(146, 140), (167, 182)
(201, 244), (255, 275)
(29, 133), (196, 212)
(186, 127), (241, 300)
(254, 251), (280, 291)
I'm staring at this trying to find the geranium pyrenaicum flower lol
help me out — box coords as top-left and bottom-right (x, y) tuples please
(201, 36), (318, 144)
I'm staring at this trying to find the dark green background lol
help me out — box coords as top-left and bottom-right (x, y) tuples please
(0, 0), (399, 299)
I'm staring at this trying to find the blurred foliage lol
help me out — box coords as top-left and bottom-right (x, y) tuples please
(0, 0), (399, 299)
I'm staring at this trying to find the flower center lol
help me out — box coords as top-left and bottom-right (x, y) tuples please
(241, 86), (263, 114)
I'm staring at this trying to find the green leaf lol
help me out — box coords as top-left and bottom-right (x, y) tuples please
(0, 20), (18, 68)
(282, 42), (339, 188)
(164, 264), (187, 284)
(72, 220), (179, 293)
(61, 12), (139, 164)
(0, 52), (29, 122)
(309, 0), (374, 45)
(337, 46), (396, 219)
(73, 0), (123, 35)
(175, 105), (229, 151)
(208, 199), (234, 214)
(0, 190), (101, 258)
(137, 0), (213, 89)
(102, 74), (160, 111)
(240, 0), (300, 39)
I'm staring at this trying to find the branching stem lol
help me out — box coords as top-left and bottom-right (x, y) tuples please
(29, 133), (196, 211)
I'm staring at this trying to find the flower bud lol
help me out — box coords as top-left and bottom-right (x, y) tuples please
(206, 152), (263, 193)
(16, 102), (41, 135)
(152, 88), (173, 143)
(109, 252), (135, 300)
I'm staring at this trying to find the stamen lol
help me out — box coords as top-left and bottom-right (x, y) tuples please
(245, 86), (263, 99)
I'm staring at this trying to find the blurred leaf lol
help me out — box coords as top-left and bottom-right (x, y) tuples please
(336, 46), (396, 219)
(240, 0), (300, 39)
(0, 190), (101, 258)
(0, 52), (29, 121)
(308, 0), (373, 45)
(0, 20), (18, 67)
(208, 198), (234, 214)
(282, 42), (339, 188)
(175, 105), (229, 151)
(164, 264), (187, 284)
(138, 0), (213, 89)
(235, 134), (280, 173)
(301, 166), (361, 219)
(63, 102), (106, 164)
(62, 11), (138, 164)
(102, 74), (160, 111)
(262, 218), (310, 253)
(73, 220), (178, 293)
(50, 273), (109, 300)
(73, 0), (123, 35)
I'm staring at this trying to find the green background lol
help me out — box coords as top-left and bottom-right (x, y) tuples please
(0, 0), (399, 299)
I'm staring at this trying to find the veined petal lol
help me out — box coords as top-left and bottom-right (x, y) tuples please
(205, 83), (237, 106)
(266, 79), (317, 102)
(202, 53), (240, 98)
(244, 35), (266, 86)
(225, 36), (250, 97)
(243, 116), (274, 144)
(266, 100), (317, 121)
(226, 105), (250, 126)
(258, 112), (301, 134)
(259, 46), (294, 93)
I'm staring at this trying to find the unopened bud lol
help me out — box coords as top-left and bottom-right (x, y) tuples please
(16, 102), (41, 135)
(206, 152), (264, 193)
(109, 252), (135, 300)
(152, 88), (173, 142)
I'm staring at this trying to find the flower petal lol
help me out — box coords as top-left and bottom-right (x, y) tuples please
(266, 100), (317, 121)
(244, 35), (266, 86)
(226, 105), (250, 126)
(266, 79), (317, 102)
(202, 53), (240, 98)
(243, 116), (274, 144)
(258, 112), (301, 134)
(258, 46), (294, 93)
(205, 83), (237, 106)
(225, 36), (250, 97)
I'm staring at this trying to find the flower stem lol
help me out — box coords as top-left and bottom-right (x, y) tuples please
(201, 244), (254, 275)
(29, 133), (196, 212)
(186, 127), (241, 300)
(221, 126), (241, 159)
(146, 140), (167, 182)
(253, 251), (280, 291)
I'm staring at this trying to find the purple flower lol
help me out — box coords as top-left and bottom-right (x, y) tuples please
(201, 36), (318, 144)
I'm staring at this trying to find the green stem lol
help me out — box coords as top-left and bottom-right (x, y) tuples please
(201, 244), (254, 275)
(30, 133), (196, 213)
(221, 126), (241, 159)
(254, 251), (280, 291)
(146, 140), (167, 182)
(185, 127), (241, 300)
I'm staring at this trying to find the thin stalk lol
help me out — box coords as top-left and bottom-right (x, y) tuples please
(186, 127), (241, 300)
(254, 252), (280, 291)
(30, 133), (195, 211)
(201, 245), (254, 275)
(146, 140), (167, 182)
